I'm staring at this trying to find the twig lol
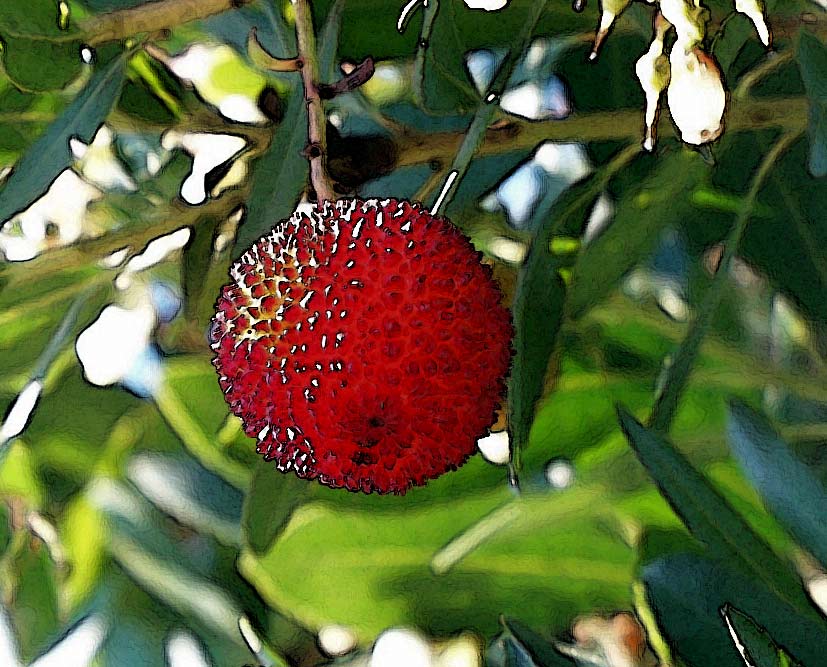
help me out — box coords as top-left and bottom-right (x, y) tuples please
(81, 0), (252, 46)
(248, 28), (303, 72)
(292, 0), (334, 204)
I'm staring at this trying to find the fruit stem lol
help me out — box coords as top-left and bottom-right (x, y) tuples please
(292, 0), (335, 205)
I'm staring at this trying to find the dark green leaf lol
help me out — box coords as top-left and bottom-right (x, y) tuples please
(413, 0), (479, 113)
(712, 0), (776, 77)
(318, 0), (345, 83)
(0, 50), (128, 223)
(797, 31), (827, 177)
(199, 0), (294, 64)
(727, 399), (827, 570)
(643, 553), (826, 667)
(242, 461), (312, 555)
(722, 605), (804, 667)
(232, 83), (307, 253)
(616, 408), (815, 615)
(567, 149), (707, 319)
(508, 263), (566, 472)
(232, 0), (343, 253)
(0, 1), (82, 91)
(502, 618), (577, 667)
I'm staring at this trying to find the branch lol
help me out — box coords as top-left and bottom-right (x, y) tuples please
(80, 0), (252, 46)
(292, 0), (335, 204)
(395, 97), (809, 169)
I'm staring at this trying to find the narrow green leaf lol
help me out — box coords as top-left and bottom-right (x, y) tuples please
(616, 407), (815, 615)
(727, 399), (827, 570)
(722, 605), (804, 667)
(507, 266), (565, 477)
(567, 149), (707, 319)
(412, 0), (477, 113)
(797, 31), (827, 177)
(232, 0), (342, 253)
(643, 553), (827, 667)
(501, 618), (576, 667)
(0, 51), (128, 223)
(318, 0), (345, 83)
(242, 461), (312, 555)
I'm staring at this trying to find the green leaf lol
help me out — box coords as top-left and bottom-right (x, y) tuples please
(501, 618), (577, 667)
(239, 487), (636, 640)
(0, 50), (128, 223)
(797, 31), (827, 177)
(232, 83), (306, 254)
(712, 0), (776, 78)
(567, 149), (707, 319)
(722, 605), (805, 667)
(643, 553), (827, 667)
(232, 0), (343, 253)
(508, 264), (565, 476)
(616, 408), (816, 616)
(412, 0), (478, 113)
(242, 461), (312, 555)
(726, 399), (827, 570)
(7, 537), (60, 662)
(0, 1), (82, 91)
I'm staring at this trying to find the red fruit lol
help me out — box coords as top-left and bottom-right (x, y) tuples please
(211, 198), (512, 494)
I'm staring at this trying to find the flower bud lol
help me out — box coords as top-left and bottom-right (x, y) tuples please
(735, 0), (771, 47)
(667, 41), (727, 145)
(635, 13), (671, 151)
(590, 0), (632, 60)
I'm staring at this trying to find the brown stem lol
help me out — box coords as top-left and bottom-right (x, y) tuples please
(81, 0), (252, 46)
(292, 0), (335, 204)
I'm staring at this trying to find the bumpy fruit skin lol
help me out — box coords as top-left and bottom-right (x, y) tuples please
(211, 198), (512, 494)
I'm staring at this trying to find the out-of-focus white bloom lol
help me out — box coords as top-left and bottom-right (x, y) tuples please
(667, 41), (726, 145)
(736, 0), (771, 46)
(463, 0), (509, 10)
(0, 170), (101, 261)
(477, 430), (510, 464)
(115, 227), (191, 290)
(635, 14), (671, 151)
(166, 631), (211, 667)
(318, 625), (358, 657)
(591, 0), (632, 60)
(75, 302), (158, 392)
(371, 629), (433, 667)
(0, 381), (42, 446)
(71, 125), (137, 192)
(162, 132), (246, 205)
(487, 237), (526, 264)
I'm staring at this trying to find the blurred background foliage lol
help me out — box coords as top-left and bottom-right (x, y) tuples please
(2, 0), (827, 666)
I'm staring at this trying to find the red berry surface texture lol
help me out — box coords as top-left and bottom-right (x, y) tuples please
(211, 198), (512, 494)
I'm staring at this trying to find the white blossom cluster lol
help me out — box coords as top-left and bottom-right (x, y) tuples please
(593, 0), (770, 150)
(456, 0), (771, 150)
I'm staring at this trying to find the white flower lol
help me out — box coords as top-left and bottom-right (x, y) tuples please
(735, 0), (771, 46)
(667, 41), (727, 145)
(590, 0), (632, 61)
(635, 13), (671, 151)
